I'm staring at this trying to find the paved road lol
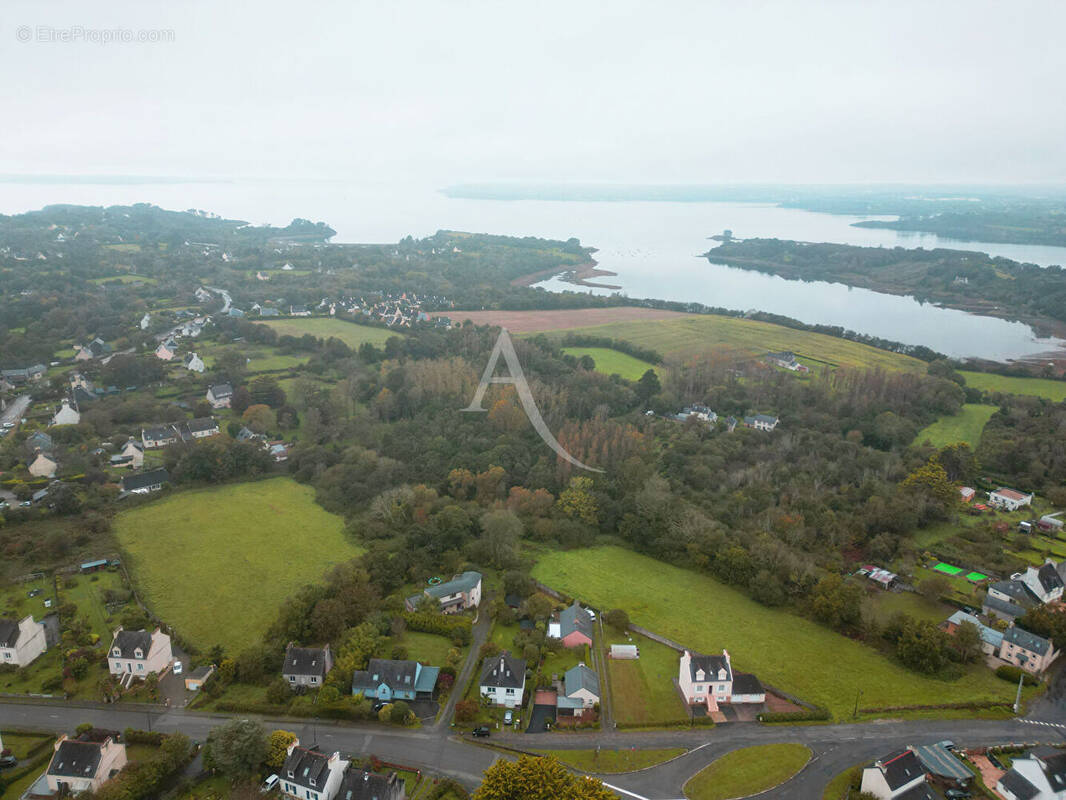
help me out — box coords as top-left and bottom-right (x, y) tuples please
(431, 604), (491, 733)
(6, 698), (1066, 798)
(1, 393), (31, 428)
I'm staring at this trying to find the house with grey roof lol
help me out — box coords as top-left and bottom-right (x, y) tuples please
(999, 625), (1059, 675)
(351, 658), (439, 702)
(280, 743), (346, 800)
(983, 592), (1028, 624)
(548, 600), (594, 648)
(206, 383), (234, 409)
(107, 627), (173, 684)
(404, 571), (482, 614)
(479, 651), (525, 708)
(337, 767), (406, 800)
(121, 468), (169, 495)
(283, 642), (333, 688)
(557, 663), (600, 719)
(861, 748), (936, 800)
(0, 614), (49, 667)
(678, 648), (765, 711)
(743, 413), (779, 431)
(941, 610), (1004, 655)
(1018, 560), (1065, 604)
(997, 750), (1066, 800)
(40, 735), (127, 797)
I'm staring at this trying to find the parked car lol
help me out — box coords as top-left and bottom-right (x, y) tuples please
(504, 710), (513, 725)
(945, 790), (971, 799)
(27, 588), (42, 598)
(472, 726), (491, 737)
(260, 774), (279, 793)
(0, 755), (19, 769)
(373, 702), (387, 712)
(936, 740), (955, 750)
(19, 501), (31, 507)
(173, 661), (183, 675)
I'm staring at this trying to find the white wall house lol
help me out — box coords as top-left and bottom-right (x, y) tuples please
(860, 750), (929, 800)
(51, 399), (81, 427)
(0, 615), (48, 667)
(678, 649), (733, 711)
(479, 652), (525, 708)
(989, 487), (1033, 511)
(28, 452), (58, 478)
(46, 736), (127, 796)
(280, 742), (346, 800)
(107, 627), (173, 679)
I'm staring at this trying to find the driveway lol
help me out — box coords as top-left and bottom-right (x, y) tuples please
(526, 703), (557, 734)
(158, 645), (192, 707)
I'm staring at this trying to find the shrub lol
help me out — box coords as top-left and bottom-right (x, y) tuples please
(996, 665), (1039, 686)
(758, 708), (831, 723)
(454, 700), (479, 722)
(402, 610), (472, 645)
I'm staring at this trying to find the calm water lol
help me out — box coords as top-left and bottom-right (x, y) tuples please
(1, 179), (1065, 361)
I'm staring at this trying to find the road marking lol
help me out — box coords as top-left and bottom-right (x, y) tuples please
(600, 782), (684, 800)
(1022, 719), (1066, 730)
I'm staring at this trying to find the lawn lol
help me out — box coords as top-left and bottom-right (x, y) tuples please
(398, 631), (459, 666)
(533, 748), (685, 773)
(561, 347), (660, 381)
(256, 318), (400, 349)
(914, 404), (996, 448)
(606, 633), (689, 726)
(113, 477), (363, 655)
(863, 589), (953, 626)
(684, 744), (811, 800)
(533, 547), (1025, 719)
(544, 315), (924, 373)
(960, 371), (1066, 402)
(197, 342), (308, 374)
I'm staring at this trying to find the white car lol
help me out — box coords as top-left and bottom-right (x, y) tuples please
(1, 422), (14, 429)
(260, 775), (279, 793)
(173, 661), (183, 675)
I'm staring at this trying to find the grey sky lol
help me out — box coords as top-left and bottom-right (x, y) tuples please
(3, 0), (1064, 185)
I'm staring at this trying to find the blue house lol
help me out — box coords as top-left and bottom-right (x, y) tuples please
(351, 658), (439, 702)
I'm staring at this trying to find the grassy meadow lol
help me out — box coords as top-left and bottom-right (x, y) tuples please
(684, 744), (811, 800)
(533, 547), (1024, 719)
(546, 315), (924, 373)
(561, 346), (660, 381)
(606, 633), (689, 726)
(914, 403), (996, 448)
(256, 317), (400, 349)
(114, 477), (362, 654)
(960, 370), (1066, 401)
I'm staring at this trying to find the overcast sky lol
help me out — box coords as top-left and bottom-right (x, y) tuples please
(3, 0), (1064, 186)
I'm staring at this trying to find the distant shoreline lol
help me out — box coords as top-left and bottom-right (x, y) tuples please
(511, 259), (622, 290)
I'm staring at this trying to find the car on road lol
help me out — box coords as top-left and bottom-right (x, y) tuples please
(472, 726), (490, 737)
(260, 774), (279, 793)
(20, 501), (32, 507)
(173, 661), (183, 675)
(1, 422), (14, 429)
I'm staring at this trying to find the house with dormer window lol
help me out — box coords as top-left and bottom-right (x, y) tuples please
(350, 658), (439, 702)
(678, 649), (765, 711)
(479, 651), (525, 708)
(282, 643), (333, 688)
(42, 735), (127, 796)
(280, 743), (346, 800)
(107, 627), (173, 680)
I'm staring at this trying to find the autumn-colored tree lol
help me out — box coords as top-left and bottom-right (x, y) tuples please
(557, 476), (599, 526)
(475, 465), (507, 504)
(473, 756), (615, 800)
(448, 468), (475, 500)
(242, 403), (276, 434)
(266, 730), (297, 768)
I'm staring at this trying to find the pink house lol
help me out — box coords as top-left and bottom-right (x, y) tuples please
(548, 601), (594, 649)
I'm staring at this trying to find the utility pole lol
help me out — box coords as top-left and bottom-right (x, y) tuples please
(1014, 672), (1025, 714)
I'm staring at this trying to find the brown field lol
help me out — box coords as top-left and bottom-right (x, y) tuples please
(438, 307), (692, 331)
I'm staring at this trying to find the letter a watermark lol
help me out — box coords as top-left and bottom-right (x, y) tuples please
(463, 328), (603, 473)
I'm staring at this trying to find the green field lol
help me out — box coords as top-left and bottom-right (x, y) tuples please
(533, 547), (1022, 719)
(561, 347), (660, 381)
(960, 370), (1066, 402)
(257, 317), (400, 349)
(547, 316), (924, 373)
(863, 589), (952, 626)
(607, 633), (689, 726)
(533, 749), (685, 773)
(684, 744), (811, 800)
(914, 404), (996, 448)
(114, 478), (363, 654)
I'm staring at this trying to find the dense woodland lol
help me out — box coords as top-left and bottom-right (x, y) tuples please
(707, 238), (1066, 329)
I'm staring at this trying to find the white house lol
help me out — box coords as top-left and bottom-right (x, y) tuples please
(280, 743), (347, 800)
(998, 751), (1066, 800)
(0, 615), (49, 667)
(1018, 561), (1065, 605)
(677, 649), (765, 711)
(120, 437), (145, 468)
(743, 414), (779, 431)
(989, 487), (1033, 511)
(51, 399), (81, 427)
(139, 313), (151, 330)
(44, 736), (128, 796)
(479, 651), (525, 708)
(206, 383), (233, 409)
(282, 643), (333, 688)
(107, 627), (173, 680)
(861, 749), (932, 800)
(404, 571), (482, 614)
(183, 352), (205, 373)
